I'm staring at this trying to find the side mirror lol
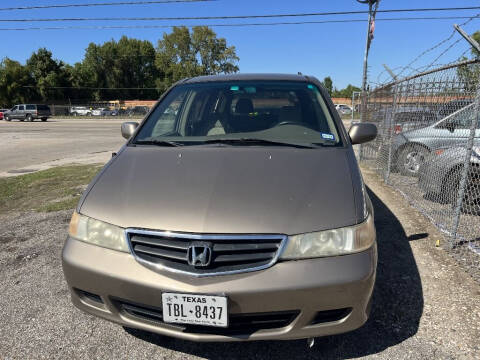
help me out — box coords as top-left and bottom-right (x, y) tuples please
(348, 123), (377, 145)
(121, 122), (139, 140)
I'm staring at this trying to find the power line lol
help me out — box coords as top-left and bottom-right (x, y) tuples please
(23, 85), (160, 90)
(1, 16), (479, 31)
(3, 7), (480, 22)
(0, 0), (214, 12)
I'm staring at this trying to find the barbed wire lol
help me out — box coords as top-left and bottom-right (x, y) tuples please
(405, 38), (464, 77)
(395, 12), (480, 79)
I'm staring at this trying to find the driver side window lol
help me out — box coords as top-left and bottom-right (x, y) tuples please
(151, 92), (187, 137)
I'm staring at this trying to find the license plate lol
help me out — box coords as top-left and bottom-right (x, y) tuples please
(162, 292), (228, 327)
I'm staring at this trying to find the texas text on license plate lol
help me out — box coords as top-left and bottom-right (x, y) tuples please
(162, 292), (228, 327)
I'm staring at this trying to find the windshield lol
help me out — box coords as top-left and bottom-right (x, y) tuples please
(133, 81), (341, 147)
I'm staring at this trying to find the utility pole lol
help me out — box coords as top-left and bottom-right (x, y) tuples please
(357, 0), (380, 123)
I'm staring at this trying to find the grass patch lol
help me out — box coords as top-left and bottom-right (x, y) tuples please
(0, 164), (102, 214)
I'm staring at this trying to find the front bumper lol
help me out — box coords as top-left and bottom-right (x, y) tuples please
(62, 237), (377, 342)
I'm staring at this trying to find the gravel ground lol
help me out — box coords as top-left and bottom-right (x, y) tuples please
(1, 167), (479, 359)
(360, 151), (480, 283)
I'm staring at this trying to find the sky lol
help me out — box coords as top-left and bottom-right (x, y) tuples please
(1, 0), (480, 89)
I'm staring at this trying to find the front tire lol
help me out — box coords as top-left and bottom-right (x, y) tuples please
(397, 144), (429, 176)
(444, 167), (480, 214)
(4, 115), (11, 121)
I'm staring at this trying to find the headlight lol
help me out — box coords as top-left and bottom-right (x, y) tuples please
(280, 215), (375, 259)
(68, 211), (129, 252)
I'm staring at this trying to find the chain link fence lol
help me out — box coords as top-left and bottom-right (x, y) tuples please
(359, 58), (480, 282)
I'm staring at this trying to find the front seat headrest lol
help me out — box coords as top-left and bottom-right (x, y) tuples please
(235, 98), (254, 114)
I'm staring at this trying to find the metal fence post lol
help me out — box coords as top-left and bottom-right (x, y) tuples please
(359, 91), (368, 162)
(351, 92), (355, 124)
(384, 83), (400, 184)
(450, 77), (480, 247)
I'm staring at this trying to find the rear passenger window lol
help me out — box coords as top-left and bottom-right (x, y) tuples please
(26, 105), (35, 110)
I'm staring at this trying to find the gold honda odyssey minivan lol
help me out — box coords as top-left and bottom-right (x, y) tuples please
(62, 73), (377, 342)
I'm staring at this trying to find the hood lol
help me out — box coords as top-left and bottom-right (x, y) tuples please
(79, 146), (360, 235)
(402, 124), (436, 139)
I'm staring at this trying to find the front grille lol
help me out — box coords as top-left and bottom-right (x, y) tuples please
(116, 299), (298, 335)
(127, 230), (286, 276)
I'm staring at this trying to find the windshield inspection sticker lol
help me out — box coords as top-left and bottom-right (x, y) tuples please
(321, 133), (335, 140)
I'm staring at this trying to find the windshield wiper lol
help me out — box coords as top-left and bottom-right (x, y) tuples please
(311, 141), (337, 147)
(133, 139), (184, 147)
(200, 138), (317, 149)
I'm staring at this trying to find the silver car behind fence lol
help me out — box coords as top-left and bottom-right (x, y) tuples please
(359, 58), (480, 282)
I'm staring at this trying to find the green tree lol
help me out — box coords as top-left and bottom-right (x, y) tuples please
(457, 30), (480, 92)
(79, 36), (158, 100)
(321, 76), (333, 96)
(26, 48), (71, 102)
(156, 26), (239, 92)
(332, 84), (361, 98)
(0, 58), (35, 107)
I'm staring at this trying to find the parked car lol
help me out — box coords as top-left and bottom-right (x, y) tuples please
(70, 106), (92, 116)
(91, 108), (104, 116)
(0, 108), (9, 120)
(3, 104), (51, 122)
(419, 145), (480, 213)
(385, 103), (475, 176)
(127, 105), (149, 117)
(391, 109), (438, 134)
(62, 73), (378, 342)
(335, 104), (352, 115)
(91, 108), (117, 116)
(374, 105), (437, 136)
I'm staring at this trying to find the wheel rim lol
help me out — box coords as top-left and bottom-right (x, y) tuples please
(404, 150), (425, 174)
